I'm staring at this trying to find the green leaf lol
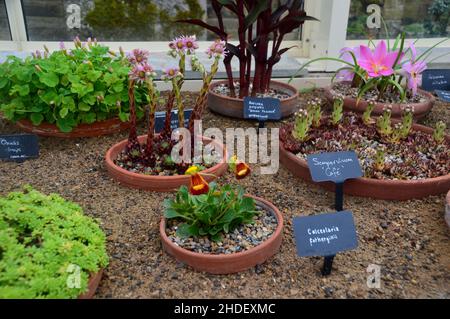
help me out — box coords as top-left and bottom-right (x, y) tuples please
(62, 96), (76, 111)
(0, 77), (9, 89)
(112, 82), (124, 93)
(164, 209), (185, 219)
(30, 113), (44, 125)
(118, 112), (129, 122)
(39, 72), (59, 87)
(81, 112), (96, 124)
(11, 84), (30, 97)
(78, 102), (91, 112)
(56, 118), (74, 132)
(86, 70), (102, 82)
(59, 107), (69, 118)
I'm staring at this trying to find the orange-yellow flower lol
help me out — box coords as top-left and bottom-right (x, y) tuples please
(189, 173), (209, 195)
(235, 162), (251, 179)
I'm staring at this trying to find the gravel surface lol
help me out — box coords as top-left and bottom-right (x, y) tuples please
(167, 206), (278, 254)
(0, 89), (449, 299)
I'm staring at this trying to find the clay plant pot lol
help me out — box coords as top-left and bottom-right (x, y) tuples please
(78, 269), (103, 299)
(280, 123), (450, 200)
(160, 195), (284, 274)
(16, 118), (131, 138)
(446, 190), (450, 229)
(324, 82), (435, 119)
(105, 135), (228, 192)
(207, 80), (299, 119)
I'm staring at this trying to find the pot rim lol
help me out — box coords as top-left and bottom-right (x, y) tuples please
(208, 79), (299, 103)
(105, 134), (228, 181)
(280, 121), (450, 186)
(160, 194), (284, 260)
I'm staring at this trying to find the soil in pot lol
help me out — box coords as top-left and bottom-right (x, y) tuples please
(325, 82), (435, 119)
(166, 204), (278, 254)
(280, 113), (449, 181)
(113, 134), (221, 176)
(207, 80), (299, 119)
(212, 82), (291, 100)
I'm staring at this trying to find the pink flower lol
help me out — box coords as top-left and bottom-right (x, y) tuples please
(206, 40), (227, 58)
(59, 41), (66, 50)
(127, 49), (150, 65)
(402, 43), (427, 96)
(169, 37), (186, 52)
(183, 35), (199, 54)
(337, 46), (361, 81)
(129, 63), (154, 83)
(358, 41), (400, 78)
(161, 67), (182, 81)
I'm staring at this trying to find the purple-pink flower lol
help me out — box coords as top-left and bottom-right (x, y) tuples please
(127, 49), (150, 65)
(161, 67), (182, 81)
(129, 63), (154, 83)
(402, 43), (427, 96)
(358, 41), (400, 78)
(206, 40), (227, 58)
(59, 41), (66, 50)
(337, 46), (361, 81)
(169, 37), (186, 52)
(183, 35), (199, 54)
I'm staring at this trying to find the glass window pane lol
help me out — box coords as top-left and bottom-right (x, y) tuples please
(0, 0), (11, 40)
(21, 0), (207, 41)
(347, 0), (450, 40)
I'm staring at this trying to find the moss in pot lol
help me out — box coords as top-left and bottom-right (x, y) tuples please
(160, 158), (284, 274)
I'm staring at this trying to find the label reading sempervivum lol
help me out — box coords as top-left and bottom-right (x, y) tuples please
(0, 134), (39, 162)
(306, 151), (362, 184)
(243, 97), (281, 121)
(293, 211), (358, 257)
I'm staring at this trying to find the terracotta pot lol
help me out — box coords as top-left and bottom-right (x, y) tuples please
(78, 269), (103, 299)
(207, 80), (299, 119)
(324, 82), (435, 119)
(16, 118), (131, 138)
(280, 123), (450, 200)
(160, 195), (283, 274)
(105, 135), (228, 192)
(446, 190), (450, 229)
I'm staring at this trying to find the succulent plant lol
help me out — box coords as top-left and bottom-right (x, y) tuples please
(376, 105), (393, 137)
(433, 121), (446, 143)
(292, 109), (310, 142)
(400, 105), (414, 139)
(362, 101), (376, 125)
(373, 146), (386, 171)
(330, 98), (344, 126)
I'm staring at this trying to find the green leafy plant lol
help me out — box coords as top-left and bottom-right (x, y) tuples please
(0, 39), (145, 132)
(292, 109), (310, 142)
(0, 186), (108, 299)
(163, 183), (258, 242)
(400, 105), (414, 139)
(373, 146), (386, 171)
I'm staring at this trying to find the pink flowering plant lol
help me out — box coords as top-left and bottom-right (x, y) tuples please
(0, 37), (145, 132)
(292, 32), (449, 102)
(120, 35), (225, 172)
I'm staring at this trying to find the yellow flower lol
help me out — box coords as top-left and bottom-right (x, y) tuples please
(185, 165), (200, 175)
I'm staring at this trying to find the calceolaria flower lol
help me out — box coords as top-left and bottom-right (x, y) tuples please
(229, 155), (251, 179)
(127, 48), (150, 65)
(206, 40), (227, 58)
(161, 67), (182, 81)
(185, 165), (209, 195)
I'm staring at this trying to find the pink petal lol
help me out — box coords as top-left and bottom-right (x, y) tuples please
(374, 41), (387, 62)
(383, 51), (400, 68)
(358, 60), (374, 71)
(416, 61), (427, 73)
(379, 68), (394, 76)
(409, 42), (417, 61)
(402, 62), (413, 73)
(359, 45), (374, 63)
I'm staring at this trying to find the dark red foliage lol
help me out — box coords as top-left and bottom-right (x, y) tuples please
(179, 0), (318, 97)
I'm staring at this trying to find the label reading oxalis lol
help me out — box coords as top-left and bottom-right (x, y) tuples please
(0, 134), (39, 162)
